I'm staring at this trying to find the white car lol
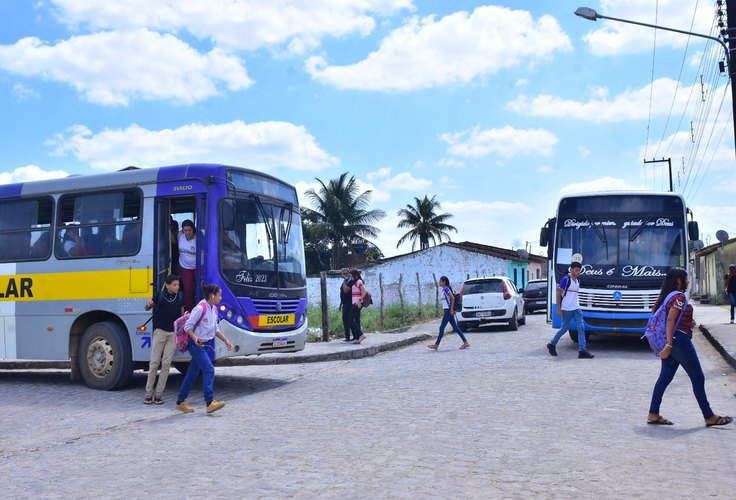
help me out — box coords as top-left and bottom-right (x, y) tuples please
(457, 276), (526, 331)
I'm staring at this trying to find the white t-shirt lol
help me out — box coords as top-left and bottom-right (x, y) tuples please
(560, 275), (580, 311)
(178, 231), (196, 270)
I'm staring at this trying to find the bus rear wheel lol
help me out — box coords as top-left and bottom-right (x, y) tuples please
(568, 330), (590, 344)
(79, 321), (133, 390)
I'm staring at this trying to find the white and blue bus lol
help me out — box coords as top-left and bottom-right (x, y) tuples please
(539, 191), (699, 343)
(0, 164), (307, 389)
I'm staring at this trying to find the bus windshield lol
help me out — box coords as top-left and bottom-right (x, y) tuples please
(219, 196), (306, 289)
(555, 214), (685, 283)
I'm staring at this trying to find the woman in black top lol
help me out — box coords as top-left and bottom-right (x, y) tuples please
(339, 268), (354, 341)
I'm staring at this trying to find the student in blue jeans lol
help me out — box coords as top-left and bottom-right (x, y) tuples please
(647, 267), (732, 427)
(176, 284), (233, 414)
(428, 276), (470, 350)
(546, 261), (594, 359)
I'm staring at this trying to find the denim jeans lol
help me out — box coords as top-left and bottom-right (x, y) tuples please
(436, 309), (468, 346)
(648, 330), (714, 419)
(341, 302), (353, 340)
(177, 338), (216, 405)
(550, 308), (587, 351)
(729, 292), (736, 321)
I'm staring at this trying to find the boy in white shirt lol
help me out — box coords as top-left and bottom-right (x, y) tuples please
(546, 261), (594, 359)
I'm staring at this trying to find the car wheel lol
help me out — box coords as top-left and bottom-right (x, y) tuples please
(519, 311), (526, 326)
(508, 308), (519, 331)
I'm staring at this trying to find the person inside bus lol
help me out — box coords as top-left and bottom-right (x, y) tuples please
(178, 219), (197, 311)
(169, 218), (179, 274)
(61, 226), (90, 257)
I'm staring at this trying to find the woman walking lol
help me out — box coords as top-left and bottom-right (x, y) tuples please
(348, 269), (368, 344)
(428, 276), (469, 350)
(176, 284), (233, 414)
(647, 267), (732, 427)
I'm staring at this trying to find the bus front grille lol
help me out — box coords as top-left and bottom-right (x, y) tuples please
(251, 299), (301, 315)
(584, 317), (649, 329)
(579, 291), (659, 310)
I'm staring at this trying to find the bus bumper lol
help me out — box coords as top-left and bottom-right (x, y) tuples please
(174, 320), (308, 361)
(550, 305), (649, 335)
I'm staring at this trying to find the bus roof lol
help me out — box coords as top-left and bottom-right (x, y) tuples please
(0, 163), (294, 198)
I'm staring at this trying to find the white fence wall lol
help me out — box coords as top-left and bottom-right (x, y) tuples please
(307, 246), (510, 309)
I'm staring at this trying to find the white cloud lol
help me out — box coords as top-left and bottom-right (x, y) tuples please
(507, 78), (702, 122)
(0, 30), (252, 105)
(366, 167), (392, 181)
(12, 83), (39, 100)
(50, 0), (414, 54)
(305, 5), (572, 91)
(440, 125), (558, 159)
(45, 120), (338, 171)
(577, 146), (591, 158)
(437, 158), (465, 169)
(0, 165), (68, 184)
(581, 0), (715, 56)
(537, 165), (555, 174)
(378, 171), (431, 191)
(559, 176), (645, 196)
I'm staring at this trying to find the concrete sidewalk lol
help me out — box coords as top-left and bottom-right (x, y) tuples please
(217, 318), (440, 366)
(695, 302), (736, 370)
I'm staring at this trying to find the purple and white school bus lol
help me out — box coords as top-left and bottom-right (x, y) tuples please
(0, 164), (307, 389)
(539, 191), (699, 343)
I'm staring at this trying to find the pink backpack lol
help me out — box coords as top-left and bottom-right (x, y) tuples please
(642, 291), (686, 356)
(174, 302), (208, 352)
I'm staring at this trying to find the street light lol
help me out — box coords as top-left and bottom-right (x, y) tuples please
(575, 6), (736, 151)
(574, 7), (730, 71)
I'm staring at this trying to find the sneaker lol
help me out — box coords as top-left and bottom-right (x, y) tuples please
(206, 400), (225, 414)
(546, 343), (557, 356)
(176, 401), (194, 413)
(578, 350), (595, 359)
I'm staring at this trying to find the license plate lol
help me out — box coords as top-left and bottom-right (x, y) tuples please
(258, 314), (295, 327)
(273, 337), (288, 347)
(536, 300), (546, 304)
(476, 311), (494, 318)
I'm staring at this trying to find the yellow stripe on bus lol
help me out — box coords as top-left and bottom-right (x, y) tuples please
(0, 269), (152, 301)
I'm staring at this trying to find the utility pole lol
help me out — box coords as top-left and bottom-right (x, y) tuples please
(644, 158), (672, 192)
(726, 0), (736, 147)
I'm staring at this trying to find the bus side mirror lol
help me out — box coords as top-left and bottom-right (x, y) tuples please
(539, 227), (549, 247)
(688, 220), (699, 241)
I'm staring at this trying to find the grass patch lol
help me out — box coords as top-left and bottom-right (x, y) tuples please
(306, 303), (441, 341)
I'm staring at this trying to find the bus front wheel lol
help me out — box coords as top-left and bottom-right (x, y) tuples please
(568, 330), (590, 344)
(79, 321), (133, 390)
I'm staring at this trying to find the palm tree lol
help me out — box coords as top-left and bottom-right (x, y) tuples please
(396, 195), (457, 251)
(304, 172), (386, 269)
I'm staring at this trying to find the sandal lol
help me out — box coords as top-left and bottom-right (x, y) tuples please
(646, 415), (673, 425)
(459, 343), (470, 350)
(153, 396), (164, 405)
(143, 395), (153, 405)
(427, 344), (438, 350)
(705, 415), (733, 427)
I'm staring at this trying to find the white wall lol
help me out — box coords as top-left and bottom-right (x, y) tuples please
(307, 246), (510, 309)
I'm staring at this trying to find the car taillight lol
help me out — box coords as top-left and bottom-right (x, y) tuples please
(502, 282), (511, 300)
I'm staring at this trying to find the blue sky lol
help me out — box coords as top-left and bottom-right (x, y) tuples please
(0, 0), (733, 258)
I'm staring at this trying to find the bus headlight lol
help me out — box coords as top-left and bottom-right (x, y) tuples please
(226, 309), (234, 320)
(237, 315), (244, 325)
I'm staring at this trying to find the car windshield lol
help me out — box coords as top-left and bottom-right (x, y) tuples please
(464, 280), (503, 294)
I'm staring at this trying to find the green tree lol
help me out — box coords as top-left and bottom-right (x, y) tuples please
(304, 172), (386, 270)
(396, 195), (457, 251)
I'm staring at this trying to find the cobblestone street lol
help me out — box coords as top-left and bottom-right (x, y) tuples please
(2, 313), (736, 499)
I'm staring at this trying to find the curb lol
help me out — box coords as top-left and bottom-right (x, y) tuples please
(699, 324), (736, 371)
(216, 333), (433, 366)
